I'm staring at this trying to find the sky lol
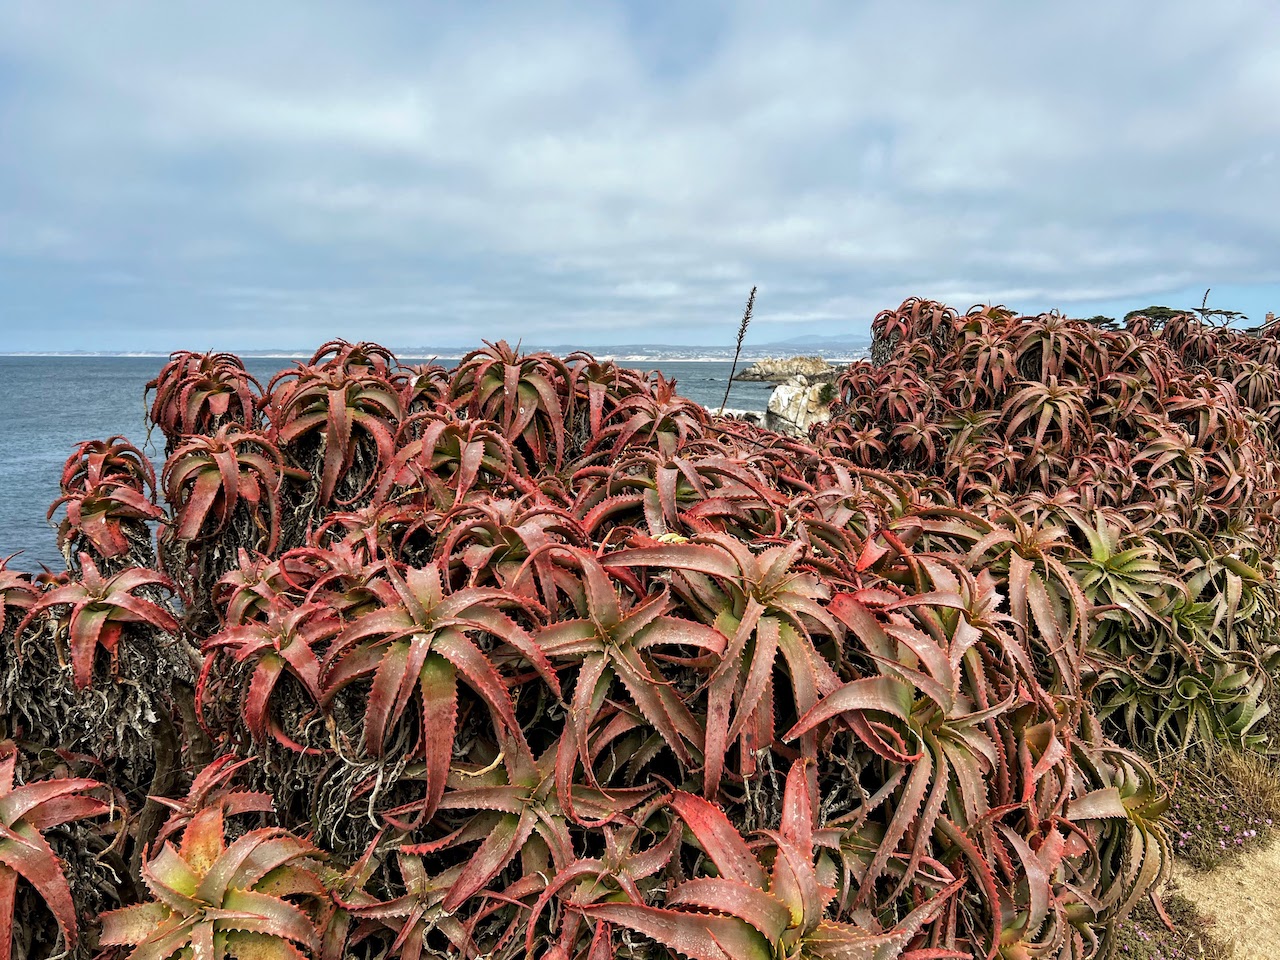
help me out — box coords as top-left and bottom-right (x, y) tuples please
(1, 1), (1278, 352)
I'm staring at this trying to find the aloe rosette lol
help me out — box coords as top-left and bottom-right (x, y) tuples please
(321, 562), (558, 826)
(20, 554), (178, 690)
(0, 743), (112, 960)
(162, 427), (291, 552)
(146, 351), (262, 441)
(204, 600), (342, 747)
(49, 474), (165, 566)
(449, 340), (572, 470)
(99, 805), (324, 960)
(268, 363), (403, 508)
(607, 533), (845, 795)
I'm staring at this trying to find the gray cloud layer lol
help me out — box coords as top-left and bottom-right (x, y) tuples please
(1, 1), (1278, 350)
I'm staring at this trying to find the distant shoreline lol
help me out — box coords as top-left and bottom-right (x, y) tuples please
(0, 352), (866, 364)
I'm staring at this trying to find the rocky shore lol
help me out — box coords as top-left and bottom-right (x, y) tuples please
(716, 376), (837, 437)
(732, 355), (837, 383)
(765, 374), (835, 435)
(717, 355), (851, 436)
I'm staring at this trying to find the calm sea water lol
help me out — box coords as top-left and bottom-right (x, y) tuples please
(0, 357), (775, 571)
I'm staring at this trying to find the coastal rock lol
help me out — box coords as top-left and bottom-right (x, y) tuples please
(765, 374), (834, 436)
(734, 355), (836, 383)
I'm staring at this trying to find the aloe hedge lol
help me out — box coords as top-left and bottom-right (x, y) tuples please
(0, 309), (1273, 959)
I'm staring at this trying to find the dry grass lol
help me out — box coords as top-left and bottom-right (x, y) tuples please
(1216, 749), (1280, 815)
(1159, 748), (1280, 870)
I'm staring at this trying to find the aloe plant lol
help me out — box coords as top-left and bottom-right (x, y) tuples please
(146, 351), (262, 442)
(449, 340), (571, 469)
(321, 562), (554, 825)
(0, 743), (112, 960)
(608, 533), (843, 795)
(204, 600), (342, 747)
(162, 426), (291, 552)
(99, 805), (324, 960)
(268, 362), (403, 508)
(21, 554), (178, 690)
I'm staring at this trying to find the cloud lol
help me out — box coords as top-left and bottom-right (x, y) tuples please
(0, 0), (1278, 350)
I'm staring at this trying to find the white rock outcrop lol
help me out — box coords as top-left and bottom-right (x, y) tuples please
(765, 375), (833, 436)
(734, 355), (836, 383)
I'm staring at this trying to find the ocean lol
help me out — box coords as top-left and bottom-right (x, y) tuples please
(0, 356), (777, 572)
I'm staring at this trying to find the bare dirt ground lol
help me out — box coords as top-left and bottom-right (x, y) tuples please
(1174, 836), (1280, 959)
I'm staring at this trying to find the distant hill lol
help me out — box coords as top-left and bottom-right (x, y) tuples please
(3, 334), (872, 363)
(481, 334), (871, 362)
(763, 333), (873, 348)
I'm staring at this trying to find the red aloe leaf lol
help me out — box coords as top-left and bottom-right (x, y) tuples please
(635, 615), (727, 653)
(801, 919), (914, 959)
(97, 901), (174, 945)
(98, 590), (179, 633)
(436, 785), (529, 816)
(0, 776), (104, 827)
(228, 835), (318, 891)
(441, 811), (534, 913)
(728, 613), (780, 745)
(364, 640), (420, 754)
(828, 593), (899, 662)
(780, 758), (814, 858)
(578, 903), (770, 960)
(701, 601), (763, 798)
(177, 469), (227, 540)
(20, 794), (110, 833)
(784, 676), (914, 742)
(244, 656), (285, 744)
(0, 865), (15, 960)
(418, 654), (458, 825)
(668, 791), (766, 888)
(67, 606), (113, 689)
(180, 806), (226, 877)
(606, 542), (742, 580)
(537, 619), (600, 657)
(220, 889), (319, 948)
(142, 844), (202, 911)
(0, 822), (77, 949)
(998, 824), (1051, 938)
(666, 878), (792, 943)
(224, 932), (311, 960)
